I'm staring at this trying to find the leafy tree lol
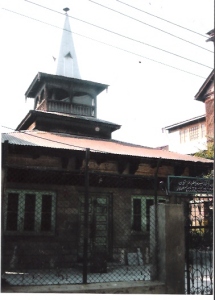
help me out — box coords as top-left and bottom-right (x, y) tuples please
(194, 141), (214, 178)
(194, 141), (214, 160)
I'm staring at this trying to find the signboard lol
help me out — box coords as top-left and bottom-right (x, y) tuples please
(168, 176), (213, 194)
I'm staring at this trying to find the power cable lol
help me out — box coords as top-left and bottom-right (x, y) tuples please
(116, 0), (209, 38)
(23, 1), (213, 69)
(1, 125), (88, 151)
(2, 125), (151, 155)
(1, 126), (212, 167)
(2, 8), (207, 79)
(89, 0), (213, 53)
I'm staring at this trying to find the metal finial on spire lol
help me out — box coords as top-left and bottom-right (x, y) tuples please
(63, 7), (70, 14)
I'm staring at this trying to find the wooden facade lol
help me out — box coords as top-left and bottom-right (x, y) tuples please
(2, 137), (213, 271)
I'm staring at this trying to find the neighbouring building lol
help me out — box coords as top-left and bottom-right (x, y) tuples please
(1, 9), (213, 291)
(162, 29), (214, 154)
(162, 115), (207, 154)
(195, 69), (214, 144)
(195, 29), (214, 144)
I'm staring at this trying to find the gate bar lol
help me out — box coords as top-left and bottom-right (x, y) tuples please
(83, 148), (90, 284)
(153, 157), (161, 280)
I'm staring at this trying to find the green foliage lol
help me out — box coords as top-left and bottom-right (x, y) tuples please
(194, 141), (214, 178)
(194, 142), (214, 160)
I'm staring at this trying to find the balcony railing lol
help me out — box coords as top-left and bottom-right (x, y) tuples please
(47, 100), (95, 117)
(36, 99), (47, 111)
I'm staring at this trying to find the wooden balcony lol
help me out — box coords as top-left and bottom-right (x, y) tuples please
(47, 100), (95, 117)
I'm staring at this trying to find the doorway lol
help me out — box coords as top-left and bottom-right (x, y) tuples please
(78, 193), (112, 261)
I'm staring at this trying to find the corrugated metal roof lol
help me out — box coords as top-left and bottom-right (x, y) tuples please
(2, 130), (213, 163)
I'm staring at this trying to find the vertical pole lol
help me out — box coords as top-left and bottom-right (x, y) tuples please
(83, 148), (90, 284)
(153, 157), (161, 280)
(184, 201), (191, 294)
(94, 96), (97, 118)
(1, 140), (8, 276)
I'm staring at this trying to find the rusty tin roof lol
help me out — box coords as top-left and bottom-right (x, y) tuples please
(2, 130), (213, 164)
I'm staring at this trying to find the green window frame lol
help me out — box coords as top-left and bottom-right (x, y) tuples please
(131, 196), (166, 232)
(4, 190), (56, 235)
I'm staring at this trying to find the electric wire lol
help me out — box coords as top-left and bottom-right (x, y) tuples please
(23, 1), (213, 69)
(1, 125), (212, 169)
(2, 125), (151, 155)
(2, 125), (89, 151)
(2, 8), (207, 79)
(89, 0), (213, 53)
(116, 0), (209, 38)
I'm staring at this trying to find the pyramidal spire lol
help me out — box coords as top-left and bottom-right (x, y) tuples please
(56, 8), (81, 78)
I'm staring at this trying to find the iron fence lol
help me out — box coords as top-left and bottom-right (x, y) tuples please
(184, 196), (213, 295)
(1, 149), (159, 287)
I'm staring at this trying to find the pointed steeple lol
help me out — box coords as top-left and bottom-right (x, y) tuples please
(56, 8), (81, 79)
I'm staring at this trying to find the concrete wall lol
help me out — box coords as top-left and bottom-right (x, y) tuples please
(157, 204), (185, 294)
(2, 280), (166, 293)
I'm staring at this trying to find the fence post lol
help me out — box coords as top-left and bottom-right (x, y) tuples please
(83, 148), (90, 284)
(153, 157), (161, 280)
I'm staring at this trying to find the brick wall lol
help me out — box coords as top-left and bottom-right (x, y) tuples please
(205, 97), (214, 141)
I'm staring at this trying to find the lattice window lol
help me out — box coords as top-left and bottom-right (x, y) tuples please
(4, 190), (56, 235)
(201, 123), (206, 138)
(180, 129), (188, 143)
(189, 125), (199, 140)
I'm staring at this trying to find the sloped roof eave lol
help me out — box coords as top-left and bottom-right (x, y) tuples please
(15, 110), (121, 132)
(25, 72), (109, 99)
(163, 115), (206, 131)
(2, 131), (213, 164)
(195, 69), (214, 101)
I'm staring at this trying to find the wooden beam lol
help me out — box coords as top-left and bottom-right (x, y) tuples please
(174, 164), (186, 176)
(117, 159), (128, 174)
(61, 157), (69, 169)
(128, 159), (140, 175)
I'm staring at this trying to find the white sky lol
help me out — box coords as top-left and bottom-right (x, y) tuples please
(0, 0), (214, 147)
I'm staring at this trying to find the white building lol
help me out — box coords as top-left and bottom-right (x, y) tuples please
(162, 115), (207, 155)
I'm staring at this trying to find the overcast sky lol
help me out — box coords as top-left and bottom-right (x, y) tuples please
(0, 0), (214, 147)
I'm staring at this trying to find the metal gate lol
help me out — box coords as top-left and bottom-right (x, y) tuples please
(184, 195), (213, 295)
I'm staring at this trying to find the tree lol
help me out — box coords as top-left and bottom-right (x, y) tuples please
(194, 141), (214, 178)
(194, 141), (214, 160)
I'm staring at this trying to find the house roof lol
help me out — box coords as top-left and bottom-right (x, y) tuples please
(25, 72), (108, 99)
(2, 130), (213, 164)
(206, 29), (214, 42)
(163, 115), (206, 132)
(15, 110), (121, 139)
(195, 69), (214, 102)
(16, 110), (120, 130)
